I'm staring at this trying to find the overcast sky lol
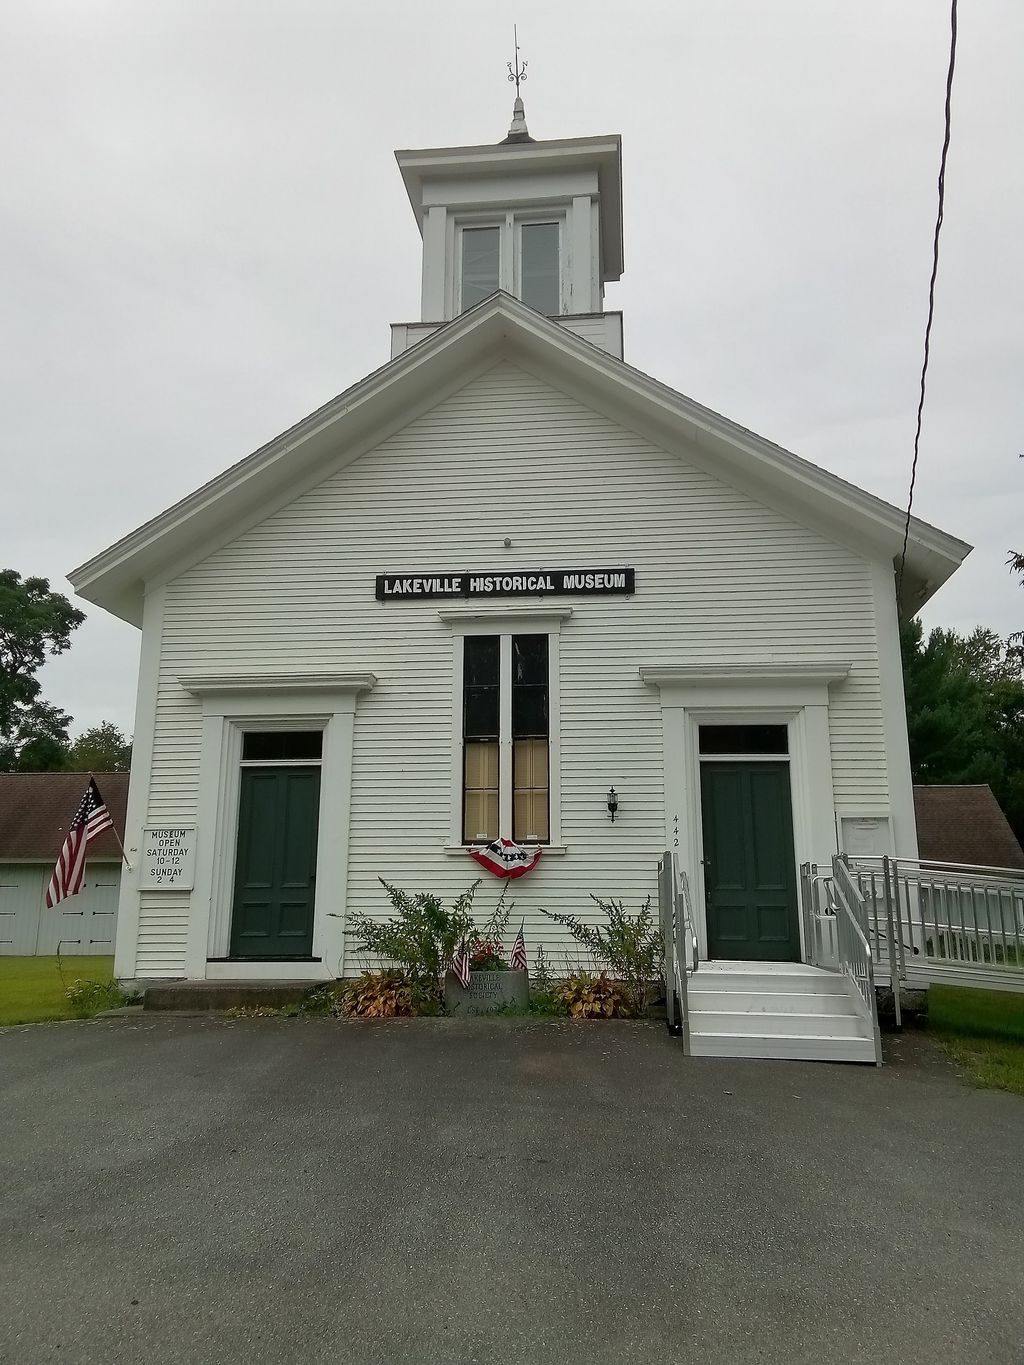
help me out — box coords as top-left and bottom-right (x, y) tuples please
(3, 0), (1021, 738)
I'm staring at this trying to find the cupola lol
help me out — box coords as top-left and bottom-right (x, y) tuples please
(391, 81), (624, 360)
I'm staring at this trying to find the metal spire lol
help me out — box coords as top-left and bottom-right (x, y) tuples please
(502, 26), (533, 144)
(507, 25), (527, 95)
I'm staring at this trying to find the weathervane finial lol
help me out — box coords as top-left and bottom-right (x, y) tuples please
(507, 25), (527, 95)
(502, 26), (533, 144)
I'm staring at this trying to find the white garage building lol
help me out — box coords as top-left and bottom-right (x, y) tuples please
(0, 773), (127, 956)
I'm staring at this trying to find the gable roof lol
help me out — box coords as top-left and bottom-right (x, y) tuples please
(0, 773), (129, 861)
(69, 292), (970, 625)
(914, 784), (1024, 871)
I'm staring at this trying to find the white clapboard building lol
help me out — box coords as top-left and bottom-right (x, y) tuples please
(69, 100), (970, 1057)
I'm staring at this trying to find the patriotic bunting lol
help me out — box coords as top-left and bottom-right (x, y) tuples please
(469, 838), (542, 880)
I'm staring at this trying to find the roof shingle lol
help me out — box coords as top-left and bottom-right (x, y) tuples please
(914, 784), (1024, 871)
(0, 773), (129, 860)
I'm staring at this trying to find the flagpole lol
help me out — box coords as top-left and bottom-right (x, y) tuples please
(90, 773), (134, 872)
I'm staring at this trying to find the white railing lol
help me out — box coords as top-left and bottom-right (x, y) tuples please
(851, 856), (1024, 992)
(829, 856), (883, 1064)
(659, 850), (698, 1054)
(801, 856), (1024, 1012)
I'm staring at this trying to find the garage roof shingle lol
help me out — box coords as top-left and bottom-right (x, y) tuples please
(0, 773), (129, 860)
(914, 784), (1024, 871)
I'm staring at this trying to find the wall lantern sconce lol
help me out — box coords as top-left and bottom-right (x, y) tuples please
(607, 787), (619, 822)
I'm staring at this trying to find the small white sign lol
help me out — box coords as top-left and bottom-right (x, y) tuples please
(139, 825), (197, 890)
(841, 816), (892, 858)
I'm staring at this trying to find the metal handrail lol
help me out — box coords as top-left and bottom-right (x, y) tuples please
(677, 863), (699, 979)
(847, 854), (1024, 884)
(831, 855), (883, 1065)
(660, 849), (698, 1053)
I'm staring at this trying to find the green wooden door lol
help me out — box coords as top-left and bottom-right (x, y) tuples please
(229, 766), (320, 959)
(700, 762), (800, 962)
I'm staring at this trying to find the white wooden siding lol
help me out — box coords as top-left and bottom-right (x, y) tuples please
(139, 361), (886, 975)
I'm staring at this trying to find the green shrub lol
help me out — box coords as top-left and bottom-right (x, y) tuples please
(348, 880), (482, 1004)
(540, 895), (663, 1016)
(63, 978), (136, 1018)
(297, 986), (337, 1017)
(532, 944), (553, 990)
(528, 985), (567, 1016)
(553, 972), (629, 1019)
(348, 880), (519, 1008)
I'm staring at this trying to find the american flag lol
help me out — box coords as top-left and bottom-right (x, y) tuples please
(451, 941), (472, 989)
(510, 921), (528, 972)
(45, 779), (114, 908)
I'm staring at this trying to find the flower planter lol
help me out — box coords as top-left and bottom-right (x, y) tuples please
(444, 969), (529, 1016)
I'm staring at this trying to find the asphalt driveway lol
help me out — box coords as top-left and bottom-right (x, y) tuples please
(1, 1015), (1022, 1365)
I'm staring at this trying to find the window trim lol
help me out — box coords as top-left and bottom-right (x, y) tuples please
(514, 216), (563, 316)
(443, 611), (564, 851)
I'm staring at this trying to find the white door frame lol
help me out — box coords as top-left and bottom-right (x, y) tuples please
(640, 664), (847, 961)
(178, 673), (375, 981)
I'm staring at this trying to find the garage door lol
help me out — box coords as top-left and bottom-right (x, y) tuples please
(0, 864), (121, 956)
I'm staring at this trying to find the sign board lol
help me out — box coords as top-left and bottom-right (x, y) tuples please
(375, 568), (635, 601)
(840, 816), (892, 858)
(139, 826), (197, 890)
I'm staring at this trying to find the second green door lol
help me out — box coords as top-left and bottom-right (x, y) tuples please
(700, 761), (800, 962)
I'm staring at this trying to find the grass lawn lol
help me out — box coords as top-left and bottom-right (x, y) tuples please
(0, 956), (117, 1026)
(928, 985), (1024, 1096)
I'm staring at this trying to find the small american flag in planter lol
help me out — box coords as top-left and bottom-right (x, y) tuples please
(510, 921), (528, 972)
(451, 942), (472, 989)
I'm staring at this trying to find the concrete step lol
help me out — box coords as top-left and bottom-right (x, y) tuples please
(688, 989), (854, 1015)
(688, 1032), (879, 1062)
(143, 981), (323, 1011)
(690, 1009), (869, 1039)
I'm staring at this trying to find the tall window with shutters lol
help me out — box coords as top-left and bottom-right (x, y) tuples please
(461, 633), (551, 845)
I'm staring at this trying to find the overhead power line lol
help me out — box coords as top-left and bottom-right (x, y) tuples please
(895, 0), (958, 610)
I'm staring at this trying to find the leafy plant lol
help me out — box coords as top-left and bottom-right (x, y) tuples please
(297, 986), (337, 1016)
(63, 978), (136, 1018)
(553, 972), (629, 1019)
(528, 985), (565, 1016)
(337, 970), (438, 1018)
(540, 896), (663, 1017)
(348, 880), (481, 1003)
(532, 944), (553, 990)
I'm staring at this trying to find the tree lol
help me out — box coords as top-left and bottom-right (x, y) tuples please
(901, 618), (1024, 844)
(0, 570), (84, 772)
(1010, 550), (1024, 643)
(68, 722), (132, 772)
(0, 699), (73, 772)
